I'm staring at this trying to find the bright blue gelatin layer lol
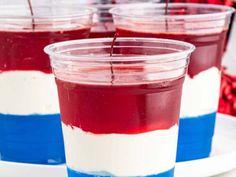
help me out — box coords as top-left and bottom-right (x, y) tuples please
(0, 113), (65, 164)
(67, 168), (174, 177)
(176, 112), (216, 162)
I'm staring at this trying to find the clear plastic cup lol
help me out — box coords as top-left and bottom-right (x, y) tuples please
(0, 4), (94, 164)
(89, 0), (158, 38)
(57, 0), (158, 38)
(110, 3), (235, 161)
(45, 37), (194, 177)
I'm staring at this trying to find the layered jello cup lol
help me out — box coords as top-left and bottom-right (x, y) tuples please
(0, 4), (94, 164)
(45, 38), (194, 177)
(110, 3), (235, 161)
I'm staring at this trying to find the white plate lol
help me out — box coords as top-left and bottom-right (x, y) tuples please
(0, 113), (236, 177)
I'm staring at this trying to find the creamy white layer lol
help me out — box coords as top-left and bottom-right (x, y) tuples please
(180, 67), (220, 117)
(62, 124), (178, 176)
(0, 71), (59, 115)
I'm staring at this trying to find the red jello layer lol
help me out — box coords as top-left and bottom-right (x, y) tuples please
(0, 28), (90, 73)
(56, 78), (184, 134)
(89, 30), (115, 38)
(116, 28), (227, 78)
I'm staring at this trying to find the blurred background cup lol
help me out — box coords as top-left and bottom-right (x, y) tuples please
(88, 0), (159, 38)
(54, 0), (158, 38)
(159, 0), (236, 118)
(110, 3), (235, 162)
(45, 37), (194, 177)
(167, 0), (235, 49)
(0, 3), (94, 164)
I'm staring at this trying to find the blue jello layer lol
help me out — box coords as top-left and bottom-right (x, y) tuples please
(176, 112), (216, 162)
(0, 113), (65, 164)
(67, 168), (174, 177)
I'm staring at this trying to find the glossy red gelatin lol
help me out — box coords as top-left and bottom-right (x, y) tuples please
(0, 27), (90, 73)
(90, 30), (115, 38)
(116, 28), (227, 77)
(56, 78), (184, 134)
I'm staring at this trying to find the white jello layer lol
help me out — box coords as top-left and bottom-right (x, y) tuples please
(180, 67), (220, 117)
(0, 71), (59, 115)
(62, 124), (178, 176)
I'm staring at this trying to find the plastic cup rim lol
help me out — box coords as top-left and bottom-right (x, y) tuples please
(109, 3), (235, 20)
(44, 37), (195, 62)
